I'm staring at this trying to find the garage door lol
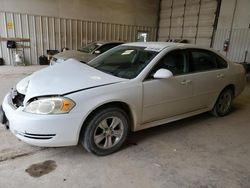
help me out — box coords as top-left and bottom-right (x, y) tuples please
(158, 0), (218, 47)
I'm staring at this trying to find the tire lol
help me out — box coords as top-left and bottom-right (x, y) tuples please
(212, 88), (233, 117)
(81, 107), (129, 156)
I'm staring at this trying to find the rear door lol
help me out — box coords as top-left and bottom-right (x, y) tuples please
(186, 49), (228, 109)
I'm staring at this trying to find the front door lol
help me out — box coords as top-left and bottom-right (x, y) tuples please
(142, 50), (194, 123)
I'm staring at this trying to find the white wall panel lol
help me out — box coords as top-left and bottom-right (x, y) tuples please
(0, 11), (156, 65)
(213, 28), (250, 63)
(212, 0), (250, 63)
(0, 0), (159, 27)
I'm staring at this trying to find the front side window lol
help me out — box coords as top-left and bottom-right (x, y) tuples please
(88, 46), (158, 79)
(147, 50), (188, 79)
(189, 50), (217, 72)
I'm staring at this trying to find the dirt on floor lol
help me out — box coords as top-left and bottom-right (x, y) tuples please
(0, 65), (250, 188)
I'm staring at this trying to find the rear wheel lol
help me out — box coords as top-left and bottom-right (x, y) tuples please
(212, 88), (233, 117)
(82, 107), (129, 156)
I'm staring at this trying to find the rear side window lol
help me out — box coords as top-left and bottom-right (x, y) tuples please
(216, 55), (228, 69)
(189, 50), (217, 72)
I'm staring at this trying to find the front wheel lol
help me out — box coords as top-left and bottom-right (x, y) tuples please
(212, 88), (233, 117)
(82, 107), (129, 156)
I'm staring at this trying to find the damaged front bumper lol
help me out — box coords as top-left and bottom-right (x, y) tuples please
(2, 91), (82, 147)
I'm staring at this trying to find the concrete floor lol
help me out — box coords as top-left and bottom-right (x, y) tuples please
(0, 65), (250, 188)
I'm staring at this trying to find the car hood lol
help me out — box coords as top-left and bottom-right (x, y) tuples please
(53, 50), (96, 63)
(18, 59), (126, 102)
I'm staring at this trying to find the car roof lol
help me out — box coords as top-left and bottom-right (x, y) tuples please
(121, 42), (191, 52)
(121, 42), (216, 53)
(123, 42), (188, 48)
(95, 41), (124, 45)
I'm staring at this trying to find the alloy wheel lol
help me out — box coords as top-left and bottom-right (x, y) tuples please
(94, 116), (124, 149)
(217, 91), (232, 114)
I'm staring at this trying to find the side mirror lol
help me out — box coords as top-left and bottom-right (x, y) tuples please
(153, 69), (173, 79)
(94, 50), (101, 55)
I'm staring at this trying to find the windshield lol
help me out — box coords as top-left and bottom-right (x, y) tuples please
(87, 46), (159, 79)
(78, 42), (101, 53)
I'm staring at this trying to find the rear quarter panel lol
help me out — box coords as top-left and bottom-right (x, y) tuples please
(230, 62), (247, 97)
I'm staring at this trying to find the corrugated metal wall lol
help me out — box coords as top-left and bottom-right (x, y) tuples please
(158, 0), (217, 47)
(213, 28), (250, 63)
(0, 11), (157, 65)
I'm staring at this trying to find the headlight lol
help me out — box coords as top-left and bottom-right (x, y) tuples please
(24, 97), (75, 114)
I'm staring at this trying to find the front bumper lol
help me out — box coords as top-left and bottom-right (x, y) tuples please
(2, 92), (83, 147)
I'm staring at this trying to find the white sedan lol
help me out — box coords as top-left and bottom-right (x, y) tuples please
(1, 42), (246, 155)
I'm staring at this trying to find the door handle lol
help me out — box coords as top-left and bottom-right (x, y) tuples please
(217, 74), (224, 78)
(181, 80), (192, 85)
